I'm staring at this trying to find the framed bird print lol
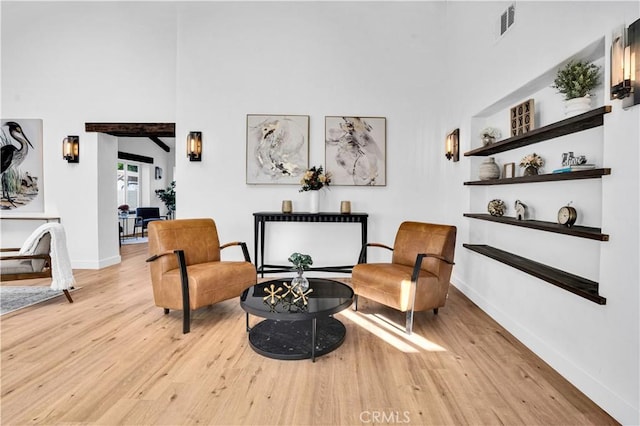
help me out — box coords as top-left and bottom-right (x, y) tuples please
(0, 119), (44, 212)
(246, 114), (309, 185)
(325, 116), (386, 186)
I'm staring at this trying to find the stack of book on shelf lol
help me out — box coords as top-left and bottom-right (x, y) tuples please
(552, 164), (596, 173)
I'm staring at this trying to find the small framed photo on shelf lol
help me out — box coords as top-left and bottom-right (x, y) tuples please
(503, 162), (515, 178)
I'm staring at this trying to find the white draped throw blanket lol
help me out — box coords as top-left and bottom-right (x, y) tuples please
(19, 223), (76, 291)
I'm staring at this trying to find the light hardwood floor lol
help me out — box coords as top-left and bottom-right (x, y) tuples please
(1, 243), (617, 425)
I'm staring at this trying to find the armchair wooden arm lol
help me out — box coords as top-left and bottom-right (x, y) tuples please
(0, 253), (50, 261)
(0, 252), (53, 283)
(410, 253), (456, 286)
(145, 250), (176, 263)
(220, 241), (252, 263)
(357, 242), (394, 264)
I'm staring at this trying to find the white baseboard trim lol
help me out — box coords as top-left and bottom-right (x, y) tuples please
(450, 274), (638, 425)
(72, 255), (121, 270)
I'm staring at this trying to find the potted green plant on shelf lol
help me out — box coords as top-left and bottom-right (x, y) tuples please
(552, 60), (600, 117)
(288, 252), (313, 292)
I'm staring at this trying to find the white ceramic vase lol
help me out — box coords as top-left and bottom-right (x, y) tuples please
(479, 157), (501, 180)
(564, 96), (592, 117)
(309, 190), (319, 213)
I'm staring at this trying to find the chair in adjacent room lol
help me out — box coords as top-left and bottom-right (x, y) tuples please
(133, 207), (164, 238)
(146, 218), (256, 333)
(0, 223), (75, 303)
(351, 221), (456, 334)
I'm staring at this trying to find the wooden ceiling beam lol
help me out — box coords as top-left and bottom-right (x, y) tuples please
(85, 122), (175, 138)
(149, 136), (171, 153)
(118, 151), (154, 164)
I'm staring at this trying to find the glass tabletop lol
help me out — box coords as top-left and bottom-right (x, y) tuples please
(240, 278), (353, 321)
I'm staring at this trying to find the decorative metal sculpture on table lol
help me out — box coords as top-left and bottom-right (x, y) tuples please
(262, 281), (314, 312)
(260, 252), (316, 311)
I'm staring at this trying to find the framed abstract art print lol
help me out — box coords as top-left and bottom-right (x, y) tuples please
(324, 116), (386, 186)
(246, 114), (309, 185)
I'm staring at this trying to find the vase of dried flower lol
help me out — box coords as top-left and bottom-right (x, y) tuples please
(523, 166), (539, 176)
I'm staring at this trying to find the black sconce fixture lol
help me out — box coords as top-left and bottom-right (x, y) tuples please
(187, 131), (202, 161)
(62, 135), (79, 163)
(611, 18), (639, 108)
(445, 128), (459, 162)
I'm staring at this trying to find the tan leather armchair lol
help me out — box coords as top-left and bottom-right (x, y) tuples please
(146, 218), (256, 333)
(351, 221), (456, 334)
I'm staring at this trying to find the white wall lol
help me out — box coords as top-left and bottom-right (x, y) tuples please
(442, 2), (640, 424)
(1, 1), (177, 268)
(175, 1), (447, 267)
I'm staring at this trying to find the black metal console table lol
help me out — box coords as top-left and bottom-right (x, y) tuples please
(253, 212), (368, 276)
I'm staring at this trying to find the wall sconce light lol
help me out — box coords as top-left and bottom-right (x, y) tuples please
(611, 18), (639, 109)
(62, 135), (79, 163)
(187, 131), (202, 161)
(611, 26), (632, 99)
(445, 128), (459, 162)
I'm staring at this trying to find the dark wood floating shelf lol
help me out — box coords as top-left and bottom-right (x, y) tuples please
(464, 168), (611, 185)
(463, 213), (609, 241)
(463, 244), (606, 304)
(464, 106), (612, 157)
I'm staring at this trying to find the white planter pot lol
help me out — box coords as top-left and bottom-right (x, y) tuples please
(564, 96), (592, 117)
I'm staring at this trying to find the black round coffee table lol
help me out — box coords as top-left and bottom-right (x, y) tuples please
(240, 278), (353, 362)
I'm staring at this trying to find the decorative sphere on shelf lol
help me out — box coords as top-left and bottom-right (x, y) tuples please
(488, 199), (506, 217)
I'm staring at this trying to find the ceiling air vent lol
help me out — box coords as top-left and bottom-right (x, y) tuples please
(499, 4), (516, 37)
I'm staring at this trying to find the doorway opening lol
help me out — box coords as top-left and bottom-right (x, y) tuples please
(117, 161), (140, 211)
